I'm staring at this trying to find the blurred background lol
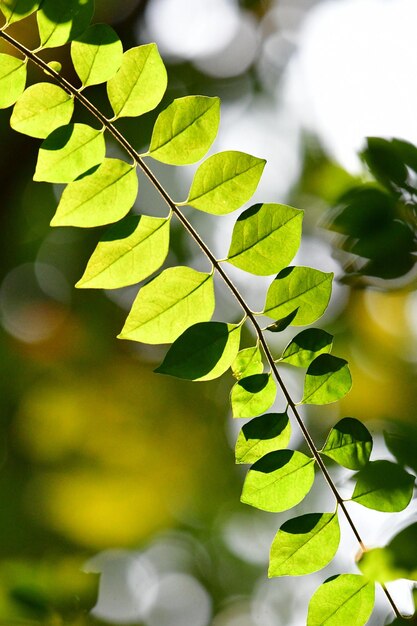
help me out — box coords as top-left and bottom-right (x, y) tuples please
(0, 0), (417, 624)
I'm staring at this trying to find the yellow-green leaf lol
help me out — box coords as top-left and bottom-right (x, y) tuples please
(231, 373), (276, 418)
(321, 417), (372, 470)
(0, 0), (40, 24)
(0, 53), (26, 109)
(235, 412), (291, 465)
(231, 346), (263, 380)
(71, 23), (123, 87)
(10, 83), (74, 138)
(307, 575), (375, 626)
(280, 328), (333, 368)
(351, 460), (415, 512)
(301, 355), (352, 405)
(37, 0), (94, 49)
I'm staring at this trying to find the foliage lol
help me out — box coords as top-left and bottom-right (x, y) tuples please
(0, 2), (416, 624)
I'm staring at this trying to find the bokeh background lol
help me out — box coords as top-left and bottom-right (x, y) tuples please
(0, 0), (417, 624)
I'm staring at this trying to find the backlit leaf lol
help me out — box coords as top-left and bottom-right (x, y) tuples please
(231, 373), (276, 418)
(0, 54), (26, 109)
(155, 321), (241, 382)
(358, 523), (417, 583)
(227, 203), (303, 275)
(51, 158), (138, 227)
(351, 460), (415, 512)
(231, 346), (263, 380)
(0, 0), (40, 24)
(107, 44), (167, 119)
(235, 412), (291, 464)
(119, 267), (215, 344)
(34, 123), (106, 183)
(269, 512), (340, 577)
(37, 0), (94, 49)
(76, 215), (170, 289)
(301, 355), (352, 405)
(241, 450), (315, 513)
(71, 24), (123, 87)
(148, 96), (220, 165)
(280, 328), (333, 368)
(265, 309), (299, 333)
(10, 83), (74, 138)
(321, 418), (372, 470)
(263, 267), (333, 325)
(185, 151), (266, 215)
(307, 574), (375, 626)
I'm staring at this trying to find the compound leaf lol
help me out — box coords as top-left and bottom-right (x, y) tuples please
(155, 321), (241, 382)
(307, 574), (375, 626)
(321, 418), (372, 470)
(76, 214), (170, 289)
(148, 96), (220, 165)
(107, 44), (167, 119)
(231, 373), (276, 418)
(351, 460), (415, 512)
(185, 151), (266, 215)
(301, 355), (352, 405)
(280, 328), (333, 368)
(37, 0), (94, 49)
(269, 512), (340, 577)
(263, 267), (333, 325)
(119, 267), (215, 344)
(10, 83), (74, 138)
(34, 123), (106, 183)
(235, 412), (291, 465)
(0, 54), (26, 109)
(71, 23), (123, 87)
(241, 450), (315, 513)
(227, 203), (303, 275)
(0, 0), (40, 24)
(51, 158), (138, 227)
(231, 346), (263, 380)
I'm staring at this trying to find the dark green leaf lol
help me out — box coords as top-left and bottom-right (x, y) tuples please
(235, 412), (291, 464)
(384, 429), (417, 473)
(321, 417), (372, 470)
(265, 308), (299, 333)
(362, 137), (408, 189)
(307, 574), (375, 626)
(280, 328), (333, 367)
(231, 373), (276, 418)
(352, 460), (415, 512)
(301, 355), (352, 405)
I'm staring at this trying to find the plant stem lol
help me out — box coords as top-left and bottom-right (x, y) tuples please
(0, 29), (402, 620)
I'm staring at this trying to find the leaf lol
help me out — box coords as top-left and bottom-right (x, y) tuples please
(231, 373), (277, 418)
(351, 460), (415, 512)
(10, 83), (74, 138)
(265, 309), (299, 333)
(307, 574), (375, 626)
(37, 0), (94, 49)
(33, 123), (106, 183)
(301, 355), (352, 405)
(107, 44), (167, 119)
(384, 429), (417, 473)
(71, 24), (123, 87)
(241, 450), (315, 513)
(0, 0), (40, 24)
(148, 96), (220, 165)
(235, 412), (291, 465)
(362, 137), (408, 190)
(231, 346), (263, 380)
(185, 151), (266, 215)
(155, 321), (241, 382)
(358, 523), (417, 583)
(51, 159), (138, 227)
(280, 328), (333, 367)
(263, 267), (333, 325)
(321, 418), (372, 470)
(118, 267), (215, 344)
(76, 215), (170, 289)
(0, 54), (27, 109)
(269, 512), (340, 577)
(227, 203), (303, 275)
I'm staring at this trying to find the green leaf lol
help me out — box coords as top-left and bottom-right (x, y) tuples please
(241, 450), (315, 513)
(0, 0), (40, 24)
(280, 328), (333, 367)
(10, 83), (74, 138)
(118, 267), (215, 344)
(231, 373), (276, 418)
(33, 123), (106, 183)
(0, 54), (26, 109)
(231, 346), (263, 380)
(301, 355), (352, 405)
(351, 460), (415, 512)
(71, 24), (123, 87)
(384, 429), (417, 473)
(107, 44), (167, 119)
(235, 412), (291, 465)
(155, 321), (241, 382)
(186, 151), (266, 215)
(37, 0), (94, 49)
(307, 575), (375, 626)
(148, 96), (220, 165)
(227, 203), (303, 275)
(321, 417), (372, 470)
(269, 512), (340, 577)
(51, 159), (138, 227)
(263, 267), (333, 325)
(76, 215), (170, 289)
(358, 523), (417, 583)
(265, 308), (299, 333)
